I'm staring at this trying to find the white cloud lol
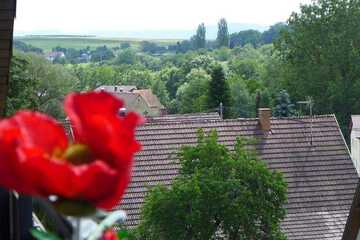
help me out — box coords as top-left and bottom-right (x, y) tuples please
(14, 0), (313, 33)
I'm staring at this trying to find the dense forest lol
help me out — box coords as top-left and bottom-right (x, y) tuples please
(9, 0), (360, 138)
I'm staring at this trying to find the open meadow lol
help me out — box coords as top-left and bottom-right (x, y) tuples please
(15, 35), (180, 52)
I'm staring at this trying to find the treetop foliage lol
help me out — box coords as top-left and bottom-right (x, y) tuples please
(274, 90), (295, 117)
(275, 0), (360, 135)
(217, 18), (230, 48)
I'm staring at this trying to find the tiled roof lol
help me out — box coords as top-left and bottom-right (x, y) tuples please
(114, 92), (139, 110)
(118, 115), (358, 240)
(342, 181), (360, 240)
(96, 86), (165, 113)
(146, 112), (221, 123)
(95, 85), (137, 93)
(133, 89), (165, 109)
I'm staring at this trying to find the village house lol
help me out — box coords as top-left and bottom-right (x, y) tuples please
(45, 51), (65, 62)
(118, 109), (359, 240)
(96, 85), (166, 117)
(350, 115), (360, 175)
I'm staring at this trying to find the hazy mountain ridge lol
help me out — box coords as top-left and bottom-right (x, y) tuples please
(15, 23), (269, 39)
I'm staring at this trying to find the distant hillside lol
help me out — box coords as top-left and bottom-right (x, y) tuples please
(14, 36), (179, 52)
(15, 23), (269, 40)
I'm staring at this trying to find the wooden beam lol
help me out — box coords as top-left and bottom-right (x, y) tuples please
(0, 20), (12, 30)
(0, 40), (11, 50)
(0, 10), (15, 20)
(0, 67), (8, 77)
(0, 59), (10, 68)
(0, 30), (12, 40)
(0, 1), (16, 10)
(0, 51), (10, 59)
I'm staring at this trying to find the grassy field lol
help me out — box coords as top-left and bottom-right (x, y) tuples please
(15, 36), (180, 52)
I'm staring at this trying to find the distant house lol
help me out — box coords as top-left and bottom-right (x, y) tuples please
(96, 85), (137, 93)
(96, 85), (166, 117)
(78, 53), (91, 63)
(118, 110), (358, 240)
(45, 51), (65, 62)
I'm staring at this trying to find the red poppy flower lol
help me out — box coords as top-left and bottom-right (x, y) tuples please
(102, 229), (119, 240)
(0, 91), (142, 211)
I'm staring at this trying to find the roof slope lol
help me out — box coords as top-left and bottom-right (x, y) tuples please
(133, 89), (165, 109)
(342, 182), (360, 239)
(119, 115), (358, 240)
(95, 85), (137, 93)
(146, 112), (221, 123)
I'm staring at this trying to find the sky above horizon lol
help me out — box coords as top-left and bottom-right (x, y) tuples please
(15, 0), (313, 34)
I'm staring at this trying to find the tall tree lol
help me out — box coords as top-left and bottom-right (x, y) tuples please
(6, 53), (39, 115)
(192, 23), (206, 49)
(261, 22), (288, 44)
(216, 18), (230, 48)
(274, 90), (295, 117)
(136, 131), (287, 240)
(176, 68), (210, 113)
(230, 30), (262, 48)
(208, 64), (232, 118)
(275, 0), (360, 134)
(7, 52), (76, 119)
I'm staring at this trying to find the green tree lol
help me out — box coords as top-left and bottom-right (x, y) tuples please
(136, 131), (287, 240)
(158, 67), (185, 99)
(115, 49), (138, 65)
(192, 23), (206, 49)
(151, 78), (170, 107)
(216, 18), (230, 48)
(6, 52), (39, 115)
(7, 52), (76, 118)
(185, 55), (215, 73)
(228, 76), (255, 117)
(274, 90), (295, 117)
(208, 64), (232, 118)
(261, 22), (288, 44)
(176, 68), (210, 113)
(122, 69), (155, 89)
(230, 30), (262, 48)
(275, 0), (360, 134)
(90, 46), (115, 62)
(120, 42), (131, 49)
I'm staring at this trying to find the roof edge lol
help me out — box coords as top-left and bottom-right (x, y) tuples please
(143, 114), (339, 126)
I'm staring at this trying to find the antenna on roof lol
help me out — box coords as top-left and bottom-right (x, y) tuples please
(297, 97), (314, 146)
(219, 102), (224, 120)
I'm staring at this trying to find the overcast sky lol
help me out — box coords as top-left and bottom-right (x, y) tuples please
(15, 0), (313, 33)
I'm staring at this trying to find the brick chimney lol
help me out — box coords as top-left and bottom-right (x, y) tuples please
(259, 108), (271, 131)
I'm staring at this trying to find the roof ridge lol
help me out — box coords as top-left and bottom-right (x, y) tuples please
(143, 114), (336, 126)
